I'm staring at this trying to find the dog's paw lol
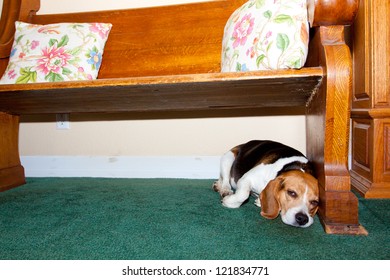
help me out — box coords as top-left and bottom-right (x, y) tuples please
(221, 191), (233, 198)
(219, 189), (233, 198)
(212, 181), (220, 192)
(254, 197), (261, 208)
(213, 181), (233, 197)
(222, 195), (242, 208)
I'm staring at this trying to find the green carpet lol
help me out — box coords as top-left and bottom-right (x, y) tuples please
(0, 178), (389, 260)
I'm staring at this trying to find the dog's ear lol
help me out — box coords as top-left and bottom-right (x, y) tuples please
(260, 177), (282, 219)
(302, 161), (316, 177)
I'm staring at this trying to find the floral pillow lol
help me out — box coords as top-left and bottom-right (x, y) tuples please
(0, 21), (112, 84)
(221, 0), (309, 72)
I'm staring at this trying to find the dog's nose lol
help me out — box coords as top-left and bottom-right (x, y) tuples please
(295, 213), (309, 226)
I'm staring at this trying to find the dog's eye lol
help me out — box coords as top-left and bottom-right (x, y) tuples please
(310, 200), (319, 207)
(287, 190), (297, 198)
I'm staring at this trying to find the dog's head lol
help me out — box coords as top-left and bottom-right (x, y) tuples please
(260, 170), (319, 228)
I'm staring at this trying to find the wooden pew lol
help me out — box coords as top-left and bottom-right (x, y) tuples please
(0, 0), (366, 234)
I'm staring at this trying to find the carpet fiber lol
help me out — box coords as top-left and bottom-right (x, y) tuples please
(0, 178), (389, 260)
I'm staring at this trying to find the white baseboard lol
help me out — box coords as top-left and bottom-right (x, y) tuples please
(21, 156), (220, 179)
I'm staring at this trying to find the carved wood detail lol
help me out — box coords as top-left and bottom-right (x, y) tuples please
(351, 0), (390, 198)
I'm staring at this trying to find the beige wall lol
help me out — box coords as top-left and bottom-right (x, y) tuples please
(3, 0), (306, 157)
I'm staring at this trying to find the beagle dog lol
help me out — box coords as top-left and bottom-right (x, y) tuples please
(213, 140), (319, 228)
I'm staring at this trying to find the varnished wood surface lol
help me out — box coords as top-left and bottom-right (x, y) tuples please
(1, 0), (248, 78)
(0, 0), (40, 57)
(308, 0), (359, 27)
(0, 113), (25, 192)
(351, 0), (390, 198)
(306, 25), (367, 234)
(0, 0), (361, 78)
(0, 68), (323, 114)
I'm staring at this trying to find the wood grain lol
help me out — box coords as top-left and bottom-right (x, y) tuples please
(308, 0), (360, 26)
(0, 68), (323, 114)
(306, 26), (367, 234)
(29, 0), (247, 78)
(0, 113), (25, 191)
(0, 0), (40, 58)
(351, 0), (390, 198)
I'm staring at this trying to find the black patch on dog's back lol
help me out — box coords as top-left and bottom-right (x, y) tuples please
(231, 140), (305, 182)
(277, 161), (315, 176)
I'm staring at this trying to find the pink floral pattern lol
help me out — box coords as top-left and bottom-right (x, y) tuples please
(232, 13), (255, 48)
(89, 23), (111, 39)
(221, 0), (309, 72)
(0, 21), (112, 84)
(36, 46), (71, 75)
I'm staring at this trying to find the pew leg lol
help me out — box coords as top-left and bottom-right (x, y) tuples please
(0, 112), (25, 191)
(306, 101), (367, 235)
(305, 26), (367, 235)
